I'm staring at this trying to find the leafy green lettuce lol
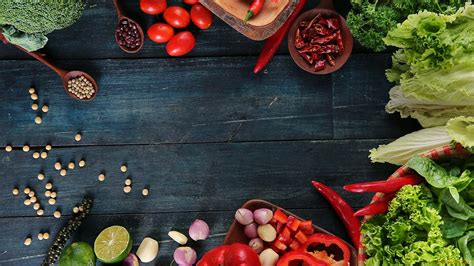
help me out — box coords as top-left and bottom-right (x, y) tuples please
(447, 116), (474, 148)
(362, 185), (463, 265)
(383, 4), (474, 127)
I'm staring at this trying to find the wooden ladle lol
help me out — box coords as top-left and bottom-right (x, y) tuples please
(112, 0), (144, 53)
(0, 34), (98, 101)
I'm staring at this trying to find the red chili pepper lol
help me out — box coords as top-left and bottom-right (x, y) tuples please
(253, 0), (307, 73)
(276, 250), (329, 266)
(300, 233), (351, 265)
(314, 60), (326, 71)
(273, 208), (288, 224)
(354, 193), (396, 217)
(343, 175), (422, 194)
(311, 181), (361, 248)
(197, 243), (261, 266)
(335, 30), (344, 53)
(325, 54), (335, 66)
(244, 0), (265, 23)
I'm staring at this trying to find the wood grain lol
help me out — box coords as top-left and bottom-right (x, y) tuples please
(0, 0), (367, 61)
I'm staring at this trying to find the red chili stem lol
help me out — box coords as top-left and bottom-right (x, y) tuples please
(343, 175), (422, 194)
(244, 0), (265, 23)
(253, 0), (307, 73)
(311, 181), (361, 248)
(354, 193), (396, 217)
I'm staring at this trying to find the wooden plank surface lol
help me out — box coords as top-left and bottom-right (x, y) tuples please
(0, 0), (419, 264)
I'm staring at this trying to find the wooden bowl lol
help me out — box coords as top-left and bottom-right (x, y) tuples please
(224, 199), (358, 265)
(288, 8), (353, 74)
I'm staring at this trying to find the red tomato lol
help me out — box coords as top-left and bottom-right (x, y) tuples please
(190, 4), (213, 30)
(166, 31), (196, 56)
(184, 0), (200, 4)
(163, 6), (191, 28)
(147, 23), (174, 43)
(140, 0), (167, 15)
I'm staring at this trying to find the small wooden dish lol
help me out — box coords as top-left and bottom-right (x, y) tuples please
(200, 0), (297, 40)
(287, 0), (353, 74)
(224, 199), (358, 265)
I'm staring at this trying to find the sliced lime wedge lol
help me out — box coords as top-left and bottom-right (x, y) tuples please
(94, 225), (132, 263)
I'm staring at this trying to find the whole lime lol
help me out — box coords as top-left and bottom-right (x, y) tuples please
(59, 242), (96, 266)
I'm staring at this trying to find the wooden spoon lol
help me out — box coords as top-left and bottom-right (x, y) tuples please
(113, 0), (144, 53)
(0, 34), (98, 101)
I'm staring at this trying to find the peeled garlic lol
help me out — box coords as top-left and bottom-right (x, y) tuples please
(168, 231), (188, 245)
(136, 237), (159, 263)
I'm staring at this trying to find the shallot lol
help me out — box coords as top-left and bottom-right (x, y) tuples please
(253, 208), (273, 225)
(173, 246), (197, 266)
(244, 223), (258, 238)
(257, 224), (276, 242)
(189, 219), (209, 241)
(259, 248), (279, 266)
(122, 253), (139, 266)
(235, 208), (253, 225)
(249, 238), (264, 254)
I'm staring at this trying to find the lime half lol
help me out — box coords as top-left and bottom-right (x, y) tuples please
(94, 225), (132, 263)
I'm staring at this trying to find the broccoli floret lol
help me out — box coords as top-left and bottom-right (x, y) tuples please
(0, 0), (85, 34)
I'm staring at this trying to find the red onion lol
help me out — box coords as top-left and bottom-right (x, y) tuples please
(189, 219), (209, 241)
(173, 247), (197, 266)
(122, 253), (139, 266)
(235, 208), (253, 225)
(253, 208), (273, 225)
(244, 223), (258, 238)
(249, 238), (264, 254)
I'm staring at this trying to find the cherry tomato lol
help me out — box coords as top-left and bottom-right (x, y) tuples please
(147, 23), (174, 43)
(184, 0), (199, 4)
(163, 6), (191, 28)
(140, 0), (167, 15)
(190, 4), (213, 30)
(166, 31), (196, 56)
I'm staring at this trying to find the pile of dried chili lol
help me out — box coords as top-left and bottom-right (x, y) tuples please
(295, 14), (344, 72)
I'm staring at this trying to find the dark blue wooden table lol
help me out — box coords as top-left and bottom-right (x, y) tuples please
(0, 0), (421, 265)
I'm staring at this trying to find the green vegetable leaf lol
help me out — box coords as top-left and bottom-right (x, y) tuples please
(441, 215), (468, 239)
(449, 185), (460, 203)
(0, 25), (47, 52)
(407, 156), (458, 188)
(369, 126), (452, 165)
(457, 231), (474, 266)
(439, 188), (474, 220)
(447, 116), (474, 149)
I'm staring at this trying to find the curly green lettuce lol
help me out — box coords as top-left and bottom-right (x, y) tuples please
(362, 185), (463, 265)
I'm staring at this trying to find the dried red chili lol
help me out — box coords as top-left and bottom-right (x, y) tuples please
(294, 14), (343, 72)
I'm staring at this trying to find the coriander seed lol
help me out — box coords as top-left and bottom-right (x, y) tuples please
(24, 237), (32, 246)
(41, 105), (49, 113)
(28, 88), (35, 94)
(53, 210), (61, 218)
(67, 76), (95, 99)
(38, 233), (44, 240)
(123, 186), (132, 193)
(24, 187), (30, 194)
(50, 192), (57, 198)
(40, 151), (48, 159)
(24, 199), (31, 206)
(124, 178), (132, 186)
(34, 116), (42, 124)
(33, 203), (40, 210)
(37, 209), (44, 216)
(45, 182), (52, 190)
(45, 144), (52, 151)
(74, 133), (82, 142)
(22, 145), (30, 152)
(68, 162), (75, 170)
(54, 162), (62, 170)
(37, 173), (45, 181)
(60, 169), (67, 176)
(120, 165), (127, 173)
(12, 187), (19, 195)
(48, 198), (56, 205)
(79, 159), (86, 168)
(30, 196), (37, 203)
(98, 174), (105, 182)
(33, 152), (40, 159)
(5, 145), (12, 152)
(32, 103), (39, 111)
(73, 207), (79, 213)
(142, 188), (149, 196)
(45, 190), (51, 197)
(28, 191), (35, 197)
(31, 93), (38, 100)
(43, 232), (50, 239)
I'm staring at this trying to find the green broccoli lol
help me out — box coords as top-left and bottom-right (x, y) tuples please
(0, 0), (85, 34)
(0, 0), (85, 51)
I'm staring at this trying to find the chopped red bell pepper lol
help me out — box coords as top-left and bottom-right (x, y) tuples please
(299, 220), (314, 235)
(300, 234), (350, 265)
(281, 227), (291, 240)
(273, 209), (288, 224)
(286, 216), (301, 231)
(273, 239), (288, 251)
(289, 240), (301, 250)
(295, 230), (308, 244)
(276, 250), (329, 266)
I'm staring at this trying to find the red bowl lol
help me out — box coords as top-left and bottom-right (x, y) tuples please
(224, 199), (358, 265)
